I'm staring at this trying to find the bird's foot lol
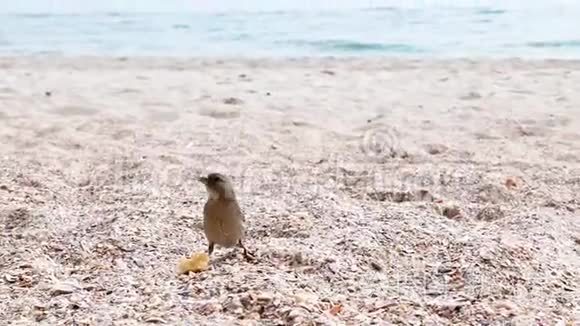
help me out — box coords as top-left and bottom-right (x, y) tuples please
(243, 249), (257, 262)
(238, 240), (257, 262)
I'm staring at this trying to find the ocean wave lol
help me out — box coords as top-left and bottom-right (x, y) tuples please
(527, 40), (580, 48)
(283, 40), (424, 53)
(475, 8), (507, 15)
(1, 7), (579, 58)
(172, 24), (190, 30)
(361, 7), (397, 12)
(4, 13), (54, 18)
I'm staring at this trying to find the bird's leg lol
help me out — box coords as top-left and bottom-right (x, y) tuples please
(207, 242), (215, 256)
(238, 240), (255, 261)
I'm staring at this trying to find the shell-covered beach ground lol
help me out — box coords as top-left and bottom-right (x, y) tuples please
(1, 57), (579, 325)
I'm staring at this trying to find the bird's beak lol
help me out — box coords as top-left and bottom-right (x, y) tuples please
(198, 176), (208, 185)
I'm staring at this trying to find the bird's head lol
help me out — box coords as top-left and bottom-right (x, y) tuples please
(198, 173), (236, 200)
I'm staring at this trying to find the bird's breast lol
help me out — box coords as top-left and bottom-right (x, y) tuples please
(203, 199), (244, 246)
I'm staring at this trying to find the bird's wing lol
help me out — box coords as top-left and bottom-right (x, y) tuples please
(220, 200), (245, 223)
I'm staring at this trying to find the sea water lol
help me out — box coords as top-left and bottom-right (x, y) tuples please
(1, 4), (579, 58)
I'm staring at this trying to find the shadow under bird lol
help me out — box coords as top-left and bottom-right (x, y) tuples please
(198, 173), (254, 260)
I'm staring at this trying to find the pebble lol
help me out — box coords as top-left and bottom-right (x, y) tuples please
(50, 280), (81, 296)
(198, 302), (222, 316)
(424, 143), (448, 155)
(494, 300), (518, 316)
(4, 273), (17, 283)
(287, 308), (305, 321)
(370, 261), (383, 272)
(476, 205), (505, 221)
(460, 91), (482, 100)
(238, 319), (259, 326)
(224, 296), (244, 315)
(479, 247), (494, 262)
(293, 291), (318, 305)
(429, 298), (470, 310)
(245, 312), (261, 320)
(291, 252), (305, 265)
(256, 292), (274, 303)
(223, 97), (243, 105)
(33, 309), (47, 322)
(428, 297), (471, 318)
(479, 303), (495, 316)
(144, 316), (167, 324)
(369, 300), (398, 312)
(505, 177), (518, 189)
(437, 203), (463, 220)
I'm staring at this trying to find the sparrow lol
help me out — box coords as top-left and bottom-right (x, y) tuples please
(198, 173), (254, 260)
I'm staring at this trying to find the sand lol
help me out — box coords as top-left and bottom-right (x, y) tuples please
(0, 56), (579, 325)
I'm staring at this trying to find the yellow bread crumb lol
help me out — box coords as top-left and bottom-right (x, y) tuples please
(177, 252), (210, 274)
